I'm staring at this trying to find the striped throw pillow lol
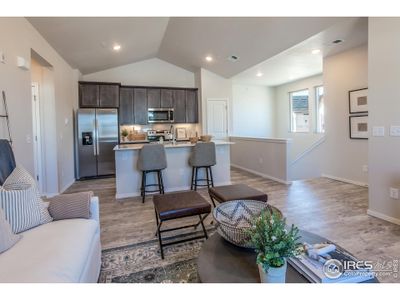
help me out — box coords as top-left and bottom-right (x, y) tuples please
(2, 165), (52, 224)
(0, 184), (42, 233)
(0, 207), (21, 254)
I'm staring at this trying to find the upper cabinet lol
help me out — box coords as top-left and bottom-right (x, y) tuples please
(79, 82), (120, 108)
(79, 84), (99, 107)
(173, 89), (186, 123)
(133, 88), (148, 125)
(99, 84), (119, 107)
(147, 89), (161, 108)
(119, 87), (134, 125)
(160, 89), (173, 108)
(185, 89), (198, 123)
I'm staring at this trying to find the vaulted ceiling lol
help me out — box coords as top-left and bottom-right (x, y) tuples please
(27, 17), (366, 78)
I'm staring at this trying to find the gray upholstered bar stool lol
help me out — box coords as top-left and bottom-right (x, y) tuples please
(189, 142), (216, 190)
(138, 144), (167, 203)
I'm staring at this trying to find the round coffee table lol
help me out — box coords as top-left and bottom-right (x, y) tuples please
(197, 230), (378, 283)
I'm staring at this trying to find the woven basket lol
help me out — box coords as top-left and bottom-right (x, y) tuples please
(213, 200), (282, 248)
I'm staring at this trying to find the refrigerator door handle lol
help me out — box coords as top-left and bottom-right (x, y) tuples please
(96, 119), (100, 155)
(93, 130), (97, 156)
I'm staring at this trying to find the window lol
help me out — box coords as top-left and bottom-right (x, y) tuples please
(315, 86), (325, 133)
(290, 89), (310, 133)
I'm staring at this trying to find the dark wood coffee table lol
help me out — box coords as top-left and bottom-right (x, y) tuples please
(197, 230), (378, 283)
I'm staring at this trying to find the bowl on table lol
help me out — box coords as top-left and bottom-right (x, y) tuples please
(212, 200), (282, 248)
(200, 135), (212, 142)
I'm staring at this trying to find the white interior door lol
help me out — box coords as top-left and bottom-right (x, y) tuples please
(31, 83), (44, 194)
(207, 99), (228, 140)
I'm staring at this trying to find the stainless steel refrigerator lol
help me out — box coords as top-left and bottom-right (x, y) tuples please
(75, 108), (118, 179)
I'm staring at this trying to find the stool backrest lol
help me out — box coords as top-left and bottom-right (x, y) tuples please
(138, 144), (167, 171)
(189, 142), (216, 167)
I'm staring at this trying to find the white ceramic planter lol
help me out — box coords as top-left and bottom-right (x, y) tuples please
(258, 260), (287, 283)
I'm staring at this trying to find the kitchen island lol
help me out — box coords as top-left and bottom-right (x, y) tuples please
(113, 141), (233, 199)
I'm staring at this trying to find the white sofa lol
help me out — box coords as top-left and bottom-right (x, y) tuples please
(0, 197), (101, 283)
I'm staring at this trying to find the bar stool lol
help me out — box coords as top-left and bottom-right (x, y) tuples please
(189, 142), (216, 190)
(138, 144), (167, 203)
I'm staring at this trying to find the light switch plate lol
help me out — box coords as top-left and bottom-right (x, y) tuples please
(390, 188), (399, 199)
(390, 126), (400, 137)
(372, 126), (385, 137)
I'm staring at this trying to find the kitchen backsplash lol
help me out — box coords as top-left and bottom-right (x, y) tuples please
(120, 123), (201, 143)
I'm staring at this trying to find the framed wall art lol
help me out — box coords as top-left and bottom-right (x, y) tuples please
(349, 88), (368, 114)
(349, 115), (368, 139)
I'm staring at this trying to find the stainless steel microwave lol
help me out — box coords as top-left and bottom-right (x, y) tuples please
(148, 108), (174, 123)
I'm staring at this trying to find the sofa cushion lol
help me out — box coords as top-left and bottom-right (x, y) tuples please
(0, 208), (21, 254)
(3, 165), (52, 224)
(48, 191), (93, 220)
(0, 184), (42, 233)
(0, 218), (98, 282)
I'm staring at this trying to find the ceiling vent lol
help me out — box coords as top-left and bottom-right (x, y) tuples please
(227, 55), (239, 62)
(332, 39), (344, 44)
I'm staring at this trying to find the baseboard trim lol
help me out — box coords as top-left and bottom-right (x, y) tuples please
(322, 174), (368, 187)
(367, 209), (400, 226)
(60, 178), (76, 194)
(231, 164), (291, 185)
(115, 181), (232, 200)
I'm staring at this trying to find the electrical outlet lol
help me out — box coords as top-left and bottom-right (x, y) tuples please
(0, 51), (5, 64)
(390, 188), (399, 199)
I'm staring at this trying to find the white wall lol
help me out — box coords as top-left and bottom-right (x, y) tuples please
(230, 136), (290, 184)
(323, 45), (368, 185)
(232, 84), (275, 137)
(82, 58), (195, 88)
(274, 74), (324, 161)
(368, 18), (400, 223)
(0, 17), (76, 195)
(198, 68), (233, 135)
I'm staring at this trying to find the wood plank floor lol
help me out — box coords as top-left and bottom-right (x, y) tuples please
(65, 167), (400, 283)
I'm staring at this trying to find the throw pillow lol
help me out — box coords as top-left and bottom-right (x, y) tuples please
(0, 183), (42, 233)
(3, 165), (53, 224)
(48, 191), (93, 221)
(0, 207), (21, 254)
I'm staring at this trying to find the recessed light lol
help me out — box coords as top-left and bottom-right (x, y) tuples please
(256, 72), (263, 77)
(311, 49), (321, 54)
(205, 56), (213, 62)
(113, 44), (121, 51)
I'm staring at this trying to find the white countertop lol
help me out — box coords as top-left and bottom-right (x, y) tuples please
(113, 140), (233, 151)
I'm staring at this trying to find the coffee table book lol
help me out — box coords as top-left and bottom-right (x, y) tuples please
(288, 248), (374, 283)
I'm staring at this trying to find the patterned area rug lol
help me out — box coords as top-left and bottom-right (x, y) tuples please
(99, 230), (215, 283)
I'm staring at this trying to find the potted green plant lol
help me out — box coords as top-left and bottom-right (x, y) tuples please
(121, 129), (129, 142)
(247, 210), (301, 283)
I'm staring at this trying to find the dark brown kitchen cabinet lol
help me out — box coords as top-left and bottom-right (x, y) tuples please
(160, 89), (173, 108)
(173, 89), (186, 123)
(185, 90), (198, 123)
(79, 82), (119, 108)
(134, 88), (148, 125)
(147, 89), (161, 108)
(79, 84), (99, 107)
(119, 87), (134, 125)
(99, 84), (119, 107)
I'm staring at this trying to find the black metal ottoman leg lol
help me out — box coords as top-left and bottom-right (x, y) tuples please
(157, 221), (164, 259)
(199, 215), (208, 239)
(190, 167), (195, 190)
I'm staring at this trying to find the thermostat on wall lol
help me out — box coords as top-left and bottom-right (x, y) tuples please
(17, 56), (30, 70)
